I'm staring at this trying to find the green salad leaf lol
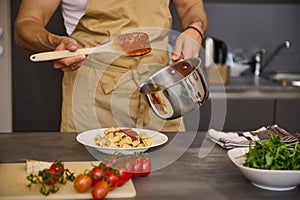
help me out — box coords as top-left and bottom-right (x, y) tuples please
(242, 134), (300, 170)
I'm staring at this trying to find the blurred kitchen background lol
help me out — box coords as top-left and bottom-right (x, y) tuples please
(1, 0), (299, 133)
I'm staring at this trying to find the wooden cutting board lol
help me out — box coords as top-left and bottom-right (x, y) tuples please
(0, 161), (136, 199)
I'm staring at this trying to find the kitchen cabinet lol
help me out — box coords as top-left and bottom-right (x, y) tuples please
(184, 99), (275, 132)
(222, 99), (275, 131)
(184, 97), (300, 133)
(275, 99), (300, 133)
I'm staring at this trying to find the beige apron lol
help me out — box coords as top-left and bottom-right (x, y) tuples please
(60, 0), (185, 132)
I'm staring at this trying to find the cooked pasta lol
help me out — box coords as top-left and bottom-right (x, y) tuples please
(94, 127), (153, 148)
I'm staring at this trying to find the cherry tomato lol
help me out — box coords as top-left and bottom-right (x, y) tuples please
(140, 156), (152, 177)
(117, 167), (130, 186)
(91, 181), (110, 200)
(97, 162), (108, 170)
(90, 167), (106, 186)
(74, 174), (92, 193)
(131, 157), (142, 178)
(41, 168), (58, 185)
(122, 159), (134, 178)
(50, 160), (64, 177)
(115, 159), (133, 186)
(105, 169), (120, 189)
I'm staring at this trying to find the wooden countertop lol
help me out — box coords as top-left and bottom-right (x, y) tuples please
(0, 132), (299, 200)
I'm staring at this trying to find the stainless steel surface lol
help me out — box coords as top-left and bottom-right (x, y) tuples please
(0, 27), (3, 56)
(0, 27), (3, 38)
(254, 40), (291, 76)
(261, 40), (291, 71)
(139, 58), (209, 119)
(264, 72), (300, 87)
(0, 46), (3, 56)
(254, 49), (266, 76)
(267, 73), (300, 81)
(209, 75), (300, 99)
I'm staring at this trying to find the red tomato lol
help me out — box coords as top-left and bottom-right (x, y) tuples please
(50, 160), (64, 177)
(106, 169), (120, 189)
(41, 168), (58, 185)
(90, 167), (106, 186)
(131, 157), (142, 178)
(140, 156), (152, 177)
(117, 166), (131, 186)
(113, 159), (133, 186)
(91, 181), (110, 200)
(73, 174), (92, 193)
(122, 159), (134, 176)
(97, 162), (108, 170)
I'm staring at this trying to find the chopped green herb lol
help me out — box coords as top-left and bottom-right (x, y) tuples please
(242, 134), (300, 170)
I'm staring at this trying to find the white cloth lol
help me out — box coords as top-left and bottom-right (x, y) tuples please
(208, 124), (300, 149)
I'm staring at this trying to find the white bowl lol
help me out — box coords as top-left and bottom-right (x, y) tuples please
(76, 128), (168, 155)
(227, 148), (300, 191)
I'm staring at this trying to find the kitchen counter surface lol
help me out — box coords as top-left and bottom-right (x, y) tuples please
(0, 131), (299, 200)
(209, 75), (300, 99)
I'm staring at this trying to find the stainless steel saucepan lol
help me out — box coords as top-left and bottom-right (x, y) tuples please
(139, 58), (209, 119)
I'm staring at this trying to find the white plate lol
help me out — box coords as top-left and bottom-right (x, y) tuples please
(227, 148), (300, 191)
(76, 128), (168, 155)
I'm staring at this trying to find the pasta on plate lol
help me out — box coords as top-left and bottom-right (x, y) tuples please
(94, 127), (153, 148)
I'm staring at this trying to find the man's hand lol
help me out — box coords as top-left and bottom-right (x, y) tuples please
(171, 0), (208, 62)
(52, 37), (87, 72)
(171, 28), (202, 62)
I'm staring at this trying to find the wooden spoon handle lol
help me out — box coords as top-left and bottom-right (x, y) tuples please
(30, 32), (152, 62)
(30, 47), (97, 62)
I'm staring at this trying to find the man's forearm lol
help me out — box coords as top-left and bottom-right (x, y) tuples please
(172, 0), (208, 35)
(14, 20), (61, 53)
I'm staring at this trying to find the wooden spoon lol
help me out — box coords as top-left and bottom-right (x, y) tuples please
(30, 32), (151, 62)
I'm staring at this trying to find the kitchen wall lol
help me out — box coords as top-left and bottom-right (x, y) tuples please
(171, 2), (300, 73)
(11, 1), (300, 131)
